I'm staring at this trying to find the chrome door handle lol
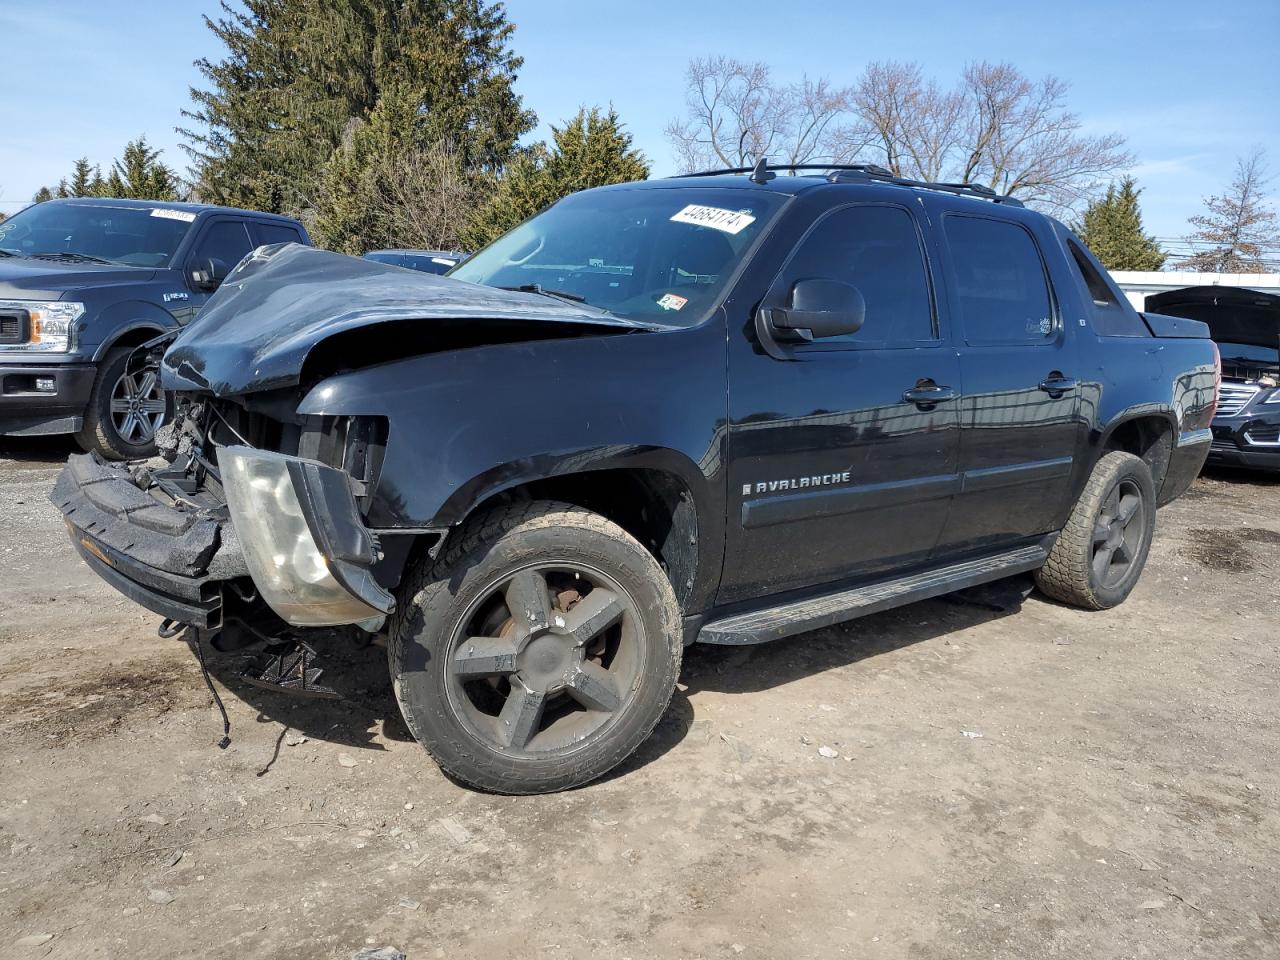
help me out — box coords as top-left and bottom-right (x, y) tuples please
(903, 384), (957, 408)
(1039, 376), (1078, 397)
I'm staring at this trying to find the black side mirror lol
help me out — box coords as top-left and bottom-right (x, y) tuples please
(764, 278), (866, 343)
(190, 257), (230, 292)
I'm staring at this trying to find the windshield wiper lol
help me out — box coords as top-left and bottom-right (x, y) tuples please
(498, 283), (588, 304)
(28, 251), (116, 265)
(0, 249), (23, 258)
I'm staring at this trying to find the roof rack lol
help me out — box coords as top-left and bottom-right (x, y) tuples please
(675, 160), (1024, 207)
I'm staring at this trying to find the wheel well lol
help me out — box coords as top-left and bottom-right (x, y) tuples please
(460, 469), (699, 607)
(1103, 417), (1173, 488)
(100, 326), (167, 359)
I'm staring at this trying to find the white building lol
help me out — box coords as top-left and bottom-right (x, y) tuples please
(1110, 271), (1280, 312)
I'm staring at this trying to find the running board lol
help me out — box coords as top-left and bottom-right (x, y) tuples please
(697, 544), (1048, 646)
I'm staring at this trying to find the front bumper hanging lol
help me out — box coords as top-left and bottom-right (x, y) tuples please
(52, 447), (395, 632)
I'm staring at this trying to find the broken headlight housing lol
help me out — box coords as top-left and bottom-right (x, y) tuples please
(220, 445), (393, 627)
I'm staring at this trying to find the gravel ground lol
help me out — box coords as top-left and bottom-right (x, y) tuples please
(2, 436), (1278, 960)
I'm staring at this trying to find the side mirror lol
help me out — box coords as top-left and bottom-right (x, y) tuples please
(764, 278), (866, 343)
(190, 257), (230, 292)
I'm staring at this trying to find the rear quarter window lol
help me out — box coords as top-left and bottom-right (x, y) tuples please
(1066, 238), (1150, 337)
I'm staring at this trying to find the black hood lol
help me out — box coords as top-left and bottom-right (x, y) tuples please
(1146, 286), (1280, 351)
(161, 244), (657, 396)
(0, 257), (157, 300)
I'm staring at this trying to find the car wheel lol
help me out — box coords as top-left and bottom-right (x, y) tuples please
(389, 500), (682, 794)
(1034, 450), (1157, 610)
(75, 346), (172, 460)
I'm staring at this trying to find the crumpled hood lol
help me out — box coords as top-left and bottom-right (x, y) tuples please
(0, 258), (157, 300)
(161, 243), (653, 396)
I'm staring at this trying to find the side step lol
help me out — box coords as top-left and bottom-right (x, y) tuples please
(697, 544), (1048, 646)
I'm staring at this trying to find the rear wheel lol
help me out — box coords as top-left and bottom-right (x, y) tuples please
(1035, 451), (1157, 610)
(75, 346), (171, 460)
(389, 501), (682, 794)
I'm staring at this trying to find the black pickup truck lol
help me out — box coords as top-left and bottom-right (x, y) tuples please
(0, 197), (308, 458)
(54, 163), (1218, 794)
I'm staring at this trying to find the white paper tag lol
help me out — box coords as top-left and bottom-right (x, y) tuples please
(670, 204), (756, 235)
(430, 256), (457, 266)
(150, 208), (197, 223)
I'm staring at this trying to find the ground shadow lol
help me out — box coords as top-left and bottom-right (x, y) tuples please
(680, 575), (1033, 699)
(181, 575), (1030, 783)
(1200, 464), (1280, 487)
(0, 435), (78, 466)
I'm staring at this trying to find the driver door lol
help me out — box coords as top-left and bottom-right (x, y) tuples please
(718, 202), (962, 605)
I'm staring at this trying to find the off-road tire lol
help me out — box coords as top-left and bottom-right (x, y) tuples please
(1035, 451), (1157, 610)
(75, 346), (171, 460)
(388, 500), (683, 794)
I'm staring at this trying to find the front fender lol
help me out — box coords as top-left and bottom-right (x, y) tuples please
(296, 322), (728, 532)
(86, 300), (180, 361)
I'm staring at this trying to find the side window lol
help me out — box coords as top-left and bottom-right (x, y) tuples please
(1066, 238), (1149, 337)
(250, 222), (305, 247)
(944, 216), (1055, 345)
(775, 204), (935, 346)
(189, 220), (254, 270)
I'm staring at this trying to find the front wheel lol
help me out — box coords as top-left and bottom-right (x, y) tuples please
(75, 346), (172, 460)
(1035, 451), (1157, 610)
(389, 501), (682, 794)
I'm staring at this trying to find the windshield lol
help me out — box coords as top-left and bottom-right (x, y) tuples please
(0, 202), (195, 267)
(450, 186), (786, 324)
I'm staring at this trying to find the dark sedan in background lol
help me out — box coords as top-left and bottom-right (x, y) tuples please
(363, 248), (468, 275)
(1148, 285), (1280, 471)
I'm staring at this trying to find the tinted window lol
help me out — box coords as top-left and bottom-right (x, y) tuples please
(404, 255), (455, 275)
(944, 216), (1055, 345)
(774, 204), (934, 345)
(190, 220), (254, 270)
(251, 222), (304, 247)
(1067, 238), (1148, 337)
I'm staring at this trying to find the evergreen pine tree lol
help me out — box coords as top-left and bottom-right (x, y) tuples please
(462, 107), (650, 249)
(182, 0), (534, 217)
(1076, 177), (1165, 271)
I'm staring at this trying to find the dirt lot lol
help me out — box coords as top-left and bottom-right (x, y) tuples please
(2, 437), (1278, 960)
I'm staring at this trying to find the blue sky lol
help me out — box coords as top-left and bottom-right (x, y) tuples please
(1, 0), (1276, 245)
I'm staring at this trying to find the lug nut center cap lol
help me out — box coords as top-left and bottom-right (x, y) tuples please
(518, 633), (574, 690)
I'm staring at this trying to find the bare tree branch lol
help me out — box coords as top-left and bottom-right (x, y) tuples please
(668, 57), (1131, 218)
(1178, 147), (1279, 272)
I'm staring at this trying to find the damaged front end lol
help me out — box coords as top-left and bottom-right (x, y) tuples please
(52, 395), (396, 659)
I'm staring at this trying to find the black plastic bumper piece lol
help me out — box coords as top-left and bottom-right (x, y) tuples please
(0, 363), (95, 435)
(68, 529), (223, 627)
(52, 452), (242, 628)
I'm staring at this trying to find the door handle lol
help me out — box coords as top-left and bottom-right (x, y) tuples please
(1039, 375), (1078, 397)
(903, 383), (957, 408)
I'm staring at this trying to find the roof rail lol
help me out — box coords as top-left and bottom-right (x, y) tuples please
(674, 160), (1024, 207)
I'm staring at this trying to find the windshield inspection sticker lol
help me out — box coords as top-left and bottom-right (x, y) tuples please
(657, 293), (689, 312)
(150, 208), (197, 222)
(670, 204), (756, 235)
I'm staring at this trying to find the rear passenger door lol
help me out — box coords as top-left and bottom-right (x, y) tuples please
(929, 203), (1083, 554)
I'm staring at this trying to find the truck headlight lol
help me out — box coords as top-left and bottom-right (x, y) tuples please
(220, 446), (394, 627)
(0, 300), (84, 352)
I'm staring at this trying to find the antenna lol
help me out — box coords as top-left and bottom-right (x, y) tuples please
(749, 157), (775, 184)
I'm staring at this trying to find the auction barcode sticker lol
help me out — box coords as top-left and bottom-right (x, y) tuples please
(151, 208), (197, 222)
(669, 204), (756, 235)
